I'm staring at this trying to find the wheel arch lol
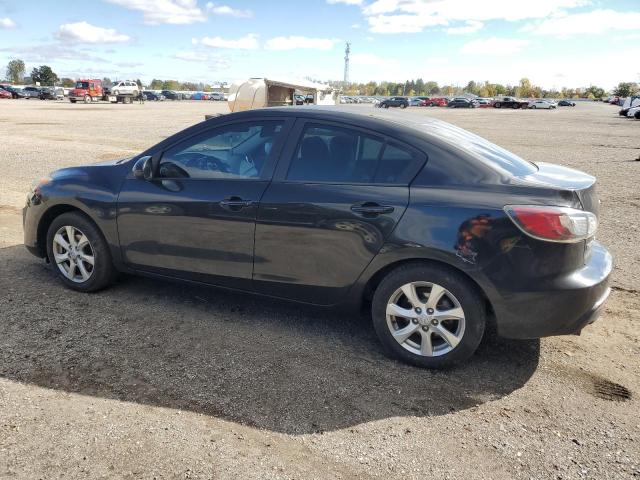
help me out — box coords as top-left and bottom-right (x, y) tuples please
(360, 257), (496, 327)
(36, 204), (101, 258)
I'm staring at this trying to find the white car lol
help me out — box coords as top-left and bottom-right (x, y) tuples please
(111, 80), (139, 96)
(627, 105), (640, 119)
(529, 100), (557, 109)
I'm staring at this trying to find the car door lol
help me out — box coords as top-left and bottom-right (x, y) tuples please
(253, 119), (427, 304)
(117, 117), (291, 289)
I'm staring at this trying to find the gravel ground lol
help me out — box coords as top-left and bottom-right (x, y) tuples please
(0, 100), (638, 479)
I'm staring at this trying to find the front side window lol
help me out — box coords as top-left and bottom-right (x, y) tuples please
(286, 124), (423, 185)
(159, 121), (284, 180)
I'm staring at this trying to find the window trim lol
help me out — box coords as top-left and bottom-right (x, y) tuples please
(274, 119), (427, 187)
(154, 117), (292, 182)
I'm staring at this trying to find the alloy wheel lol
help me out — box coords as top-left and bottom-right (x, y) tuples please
(52, 225), (95, 283)
(386, 281), (465, 357)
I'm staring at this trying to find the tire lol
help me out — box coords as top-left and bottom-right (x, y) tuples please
(46, 212), (116, 292)
(494, 102), (501, 108)
(70, 99), (76, 103)
(531, 105), (536, 109)
(83, 95), (91, 104)
(512, 103), (520, 109)
(371, 263), (486, 369)
(383, 104), (389, 109)
(113, 90), (119, 95)
(400, 103), (407, 109)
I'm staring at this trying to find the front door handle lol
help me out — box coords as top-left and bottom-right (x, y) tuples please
(351, 203), (395, 215)
(220, 196), (254, 211)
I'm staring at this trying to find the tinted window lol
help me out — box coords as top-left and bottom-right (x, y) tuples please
(286, 124), (422, 185)
(159, 121), (283, 180)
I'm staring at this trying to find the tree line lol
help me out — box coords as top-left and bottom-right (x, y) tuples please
(4, 58), (639, 98)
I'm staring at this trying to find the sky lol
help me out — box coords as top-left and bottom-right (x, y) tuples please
(1, 0), (639, 89)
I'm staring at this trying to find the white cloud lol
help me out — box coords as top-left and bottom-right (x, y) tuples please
(195, 33), (259, 50)
(327, 0), (363, 5)
(106, 0), (205, 25)
(446, 20), (483, 35)
(362, 0), (588, 33)
(57, 22), (131, 44)
(460, 37), (530, 55)
(264, 36), (339, 51)
(205, 2), (253, 18)
(0, 17), (16, 29)
(173, 50), (231, 69)
(525, 9), (640, 36)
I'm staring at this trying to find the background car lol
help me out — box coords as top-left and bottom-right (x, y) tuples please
(190, 92), (210, 101)
(161, 90), (182, 100)
(493, 96), (529, 109)
(528, 100), (557, 109)
(423, 97), (447, 107)
(447, 98), (477, 108)
(474, 98), (492, 108)
(38, 87), (63, 100)
(142, 91), (165, 101)
(558, 100), (576, 107)
(0, 88), (11, 99)
(408, 97), (423, 106)
(1, 85), (27, 98)
(111, 81), (139, 96)
(209, 92), (225, 101)
(378, 96), (410, 108)
(22, 86), (41, 99)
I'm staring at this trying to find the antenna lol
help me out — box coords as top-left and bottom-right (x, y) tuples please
(343, 42), (351, 84)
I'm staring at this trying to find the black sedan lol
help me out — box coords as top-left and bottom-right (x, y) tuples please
(143, 91), (165, 101)
(378, 96), (410, 109)
(161, 90), (182, 100)
(447, 98), (477, 108)
(558, 100), (576, 107)
(23, 107), (611, 368)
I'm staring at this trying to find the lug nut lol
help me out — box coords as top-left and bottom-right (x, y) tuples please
(415, 307), (422, 314)
(431, 319), (439, 326)
(427, 308), (434, 314)
(422, 326), (429, 331)
(411, 318), (418, 324)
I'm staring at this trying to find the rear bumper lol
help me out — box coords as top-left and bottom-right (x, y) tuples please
(494, 241), (613, 339)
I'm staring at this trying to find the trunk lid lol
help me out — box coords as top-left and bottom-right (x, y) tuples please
(520, 162), (599, 215)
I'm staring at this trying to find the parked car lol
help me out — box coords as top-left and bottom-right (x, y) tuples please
(209, 92), (225, 101)
(38, 87), (64, 100)
(1, 85), (26, 98)
(493, 97), (529, 109)
(378, 96), (410, 108)
(423, 97), (447, 107)
(447, 98), (477, 108)
(0, 88), (11, 99)
(626, 105), (640, 119)
(111, 80), (139, 96)
(294, 94), (306, 105)
(528, 100), (557, 109)
(22, 86), (41, 99)
(408, 97), (423, 106)
(23, 107), (611, 369)
(618, 96), (640, 116)
(190, 92), (210, 101)
(142, 91), (165, 101)
(558, 100), (576, 107)
(161, 90), (182, 100)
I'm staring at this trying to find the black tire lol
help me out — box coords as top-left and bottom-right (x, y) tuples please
(70, 99), (76, 103)
(83, 95), (91, 104)
(383, 104), (389, 109)
(371, 263), (486, 369)
(512, 103), (520, 109)
(46, 212), (116, 292)
(531, 105), (536, 109)
(400, 103), (407, 109)
(494, 102), (501, 108)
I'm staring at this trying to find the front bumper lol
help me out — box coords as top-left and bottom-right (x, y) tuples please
(495, 241), (613, 339)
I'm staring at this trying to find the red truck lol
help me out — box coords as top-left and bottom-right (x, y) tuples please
(69, 79), (136, 104)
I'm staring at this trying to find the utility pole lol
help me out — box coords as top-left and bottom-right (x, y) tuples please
(343, 42), (351, 85)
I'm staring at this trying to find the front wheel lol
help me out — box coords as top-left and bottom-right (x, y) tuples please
(400, 103), (407, 109)
(531, 105), (536, 109)
(512, 103), (520, 109)
(371, 263), (486, 369)
(83, 95), (91, 104)
(46, 212), (116, 292)
(383, 104), (389, 109)
(494, 102), (501, 108)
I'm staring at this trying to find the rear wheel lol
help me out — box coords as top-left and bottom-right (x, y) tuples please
(70, 99), (76, 103)
(46, 212), (116, 292)
(494, 102), (501, 108)
(372, 263), (486, 369)
(512, 103), (520, 109)
(531, 105), (536, 109)
(400, 103), (407, 109)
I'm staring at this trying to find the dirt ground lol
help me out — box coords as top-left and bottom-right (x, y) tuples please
(0, 100), (638, 480)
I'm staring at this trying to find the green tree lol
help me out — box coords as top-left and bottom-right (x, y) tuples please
(60, 77), (76, 88)
(6, 59), (25, 84)
(613, 82), (638, 97)
(102, 77), (113, 88)
(150, 79), (163, 90)
(30, 65), (59, 86)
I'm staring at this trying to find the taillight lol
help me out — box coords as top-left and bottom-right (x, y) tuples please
(504, 205), (597, 243)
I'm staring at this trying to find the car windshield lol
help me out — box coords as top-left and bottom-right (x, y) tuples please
(76, 82), (89, 89)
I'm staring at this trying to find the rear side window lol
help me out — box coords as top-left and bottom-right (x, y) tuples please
(286, 123), (423, 185)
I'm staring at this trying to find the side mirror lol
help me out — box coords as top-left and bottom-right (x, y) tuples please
(132, 155), (154, 180)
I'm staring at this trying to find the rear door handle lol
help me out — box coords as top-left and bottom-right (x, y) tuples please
(220, 196), (254, 210)
(351, 203), (395, 215)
